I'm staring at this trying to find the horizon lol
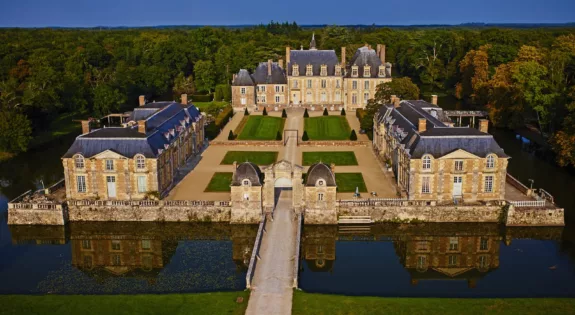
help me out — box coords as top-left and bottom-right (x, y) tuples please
(1, 0), (574, 28)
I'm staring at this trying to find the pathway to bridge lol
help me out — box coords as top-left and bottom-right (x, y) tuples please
(245, 111), (301, 315)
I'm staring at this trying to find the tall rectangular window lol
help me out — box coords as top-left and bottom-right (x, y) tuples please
(275, 96), (280, 103)
(448, 255), (458, 266)
(321, 79), (326, 88)
(275, 85), (280, 93)
(352, 93), (357, 105)
(77, 175), (86, 193)
(364, 80), (369, 89)
(105, 160), (114, 171)
(455, 160), (464, 171)
(137, 176), (147, 193)
(261, 86), (266, 92)
(480, 237), (489, 251)
(82, 239), (91, 250)
(240, 87), (246, 95)
(352, 80), (358, 89)
(449, 237), (459, 250)
(364, 92), (369, 104)
(421, 176), (430, 194)
(318, 193), (324, 201)
(307, 80), (312, 88)
(484, 176), (493, 193)
(293, 80), (298, 88)
(111, 240), (121, 251)
(336, 80), (340, 88)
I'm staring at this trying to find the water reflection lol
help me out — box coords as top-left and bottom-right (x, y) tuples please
(3, 222), (257, 294)
(300, 223), (574, 297)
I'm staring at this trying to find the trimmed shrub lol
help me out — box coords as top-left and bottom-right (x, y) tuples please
(244, 108), (250, 116)
(302, 130), (309, 141)
(192, 94), (212, 102)
(341, 108), (346, 116)
(323, 108), (329, 116)
(228, 130), (235, 140)
(349, 129), (358, 141)
(282, 109), (287, 118)
(276, 131), (282, 140)
(215, 106), (233, 127)
(263, 107), (268, 116)
(303, 108), (309, 118)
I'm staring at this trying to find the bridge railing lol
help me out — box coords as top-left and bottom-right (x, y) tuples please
(68, 199), (231, 207)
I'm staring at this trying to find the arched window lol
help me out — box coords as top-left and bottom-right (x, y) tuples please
(486, 155), (495, 168)
(422, 155), (431, 169)
(135, 155), (146, 169)
(242, 179), (250, 186)
(74, 154), (85, 169)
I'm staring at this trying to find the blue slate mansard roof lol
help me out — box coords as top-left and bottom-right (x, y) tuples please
(288, 50), (340, 76)
(63, 102), (202, 159)
(232, 69), (255, 86)
(252, 62), (287, 85)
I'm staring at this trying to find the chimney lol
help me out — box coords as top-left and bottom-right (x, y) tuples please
(330, 163), (335, 173)
(341, 47), (346, 67)
(418, 118), (427, 133)
(139, 95), (145, 106)
(268, 59), (272, 76)
(278, 59), (284, 69)
(394, 97), (401, 108)
(379, 44), (386, 64)
(479, 119), (489, 133)
(232, 73), (237, 83)
(390, 94), (397, 104)
(81, 120), (91, 135)
(431, 95), (438, 105)
(286, 46), (291, 66)
(376, 44), (382, 56)
(138, 120), (146, 134)
(181, 94), (188, 105)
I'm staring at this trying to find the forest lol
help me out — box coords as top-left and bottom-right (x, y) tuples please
(0, 23), (574, 166)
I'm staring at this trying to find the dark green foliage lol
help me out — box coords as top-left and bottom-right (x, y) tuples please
(228, 130), (235, 140)
(282, 109), (287, 118)
(323, 108), (329, 116)
(0, 110), (32, 154)
(192, 94), (212, 102)
(349, 129), (358, 141)
(276, 131), (282, 140)
(303, 108), (309, 118)
(341, 108), (346, 116)
(263, 107), (268, 116)
(214, 84), (231, 102)
(244, 108), (250, 116)
(302, 130), (309, 141)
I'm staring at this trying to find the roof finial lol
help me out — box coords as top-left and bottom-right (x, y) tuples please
(310, 32), (317, 50)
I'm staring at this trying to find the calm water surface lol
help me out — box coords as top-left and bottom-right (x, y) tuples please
(1, 107), (575, 296)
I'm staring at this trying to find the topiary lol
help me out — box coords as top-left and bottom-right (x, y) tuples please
(244, 108), (249, 116)
(228, 130), (235, 140)
(341, 108), (346, 116)
(303, 108), (309, 118)
(323, 108), (329, 116)
(302, 130), (309, 141)
(349, 129), (357, 141)
(282, 109), (287, 118)
(276, 131), (282, 140)
(263, 107), (268, 116)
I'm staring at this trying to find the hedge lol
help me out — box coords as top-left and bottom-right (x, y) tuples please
(192, 94), (213, 102)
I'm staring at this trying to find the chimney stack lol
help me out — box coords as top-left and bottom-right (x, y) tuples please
(431, 95), (438, 105)
(330, 163), (335, 173)
(341, 47), (346, 67)
(268, 59), (272, 76)
(479, 119), (489, 133)
(278, 59), (284, 69)
(390, 94), (397, 104)
(138, 120), (146, 134)
(139, 95), (146, 106)
(376, 44), (382, 55)
(379, 44), (386, 64)
(418, 118), (427, 133)
(181, 94), (188, 105)
(232, 73), (237, 83)
(81, 120), (91, 135)
(394, 97), (401, 108)
(286, 46), (291, 66)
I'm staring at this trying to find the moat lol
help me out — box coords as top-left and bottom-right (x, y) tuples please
(1, 127), (575, 297)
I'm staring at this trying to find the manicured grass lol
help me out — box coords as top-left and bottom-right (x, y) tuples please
(221, 151), (278, 165)
(1, 291), (249, 315)
(304, 116), (351, 140)
(335, 173), (367, 192)
(293, 291), (575, 315)
(302, 151), (358, 166)
(192, 101), (229, 110)
(204, 172), (233, 192)
(236, 116), (285, 140)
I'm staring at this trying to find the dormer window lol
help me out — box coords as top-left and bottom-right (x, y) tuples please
(292, 65), (299, 76)
(169, 129), (175, 137)
(335, 65), (342, 76)
(378, 66), (385, 77)
(351, 66), (358, 77)
(135, 155), (146, 169)
(320, 65), (327, 76)
(317, 179), (325, 186)
(363, 65), (371, 77)
(74, 155), (85, 169)
(306, 64), (313, 76)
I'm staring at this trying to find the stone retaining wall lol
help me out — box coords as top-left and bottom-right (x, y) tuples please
(8, 206), (68, 225)
(506, 206), (565, 226)
(210, 140), (283, 146)
(299, 141), (370, 147)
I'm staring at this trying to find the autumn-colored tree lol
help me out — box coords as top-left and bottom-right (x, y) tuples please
(456, 45), (490, 103)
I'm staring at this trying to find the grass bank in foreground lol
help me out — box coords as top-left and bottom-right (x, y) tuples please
(1, 291), (249, 315)
(293, 291), (575, 315)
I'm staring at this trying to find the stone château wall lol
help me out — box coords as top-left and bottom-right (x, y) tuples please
(505, 206), (565, 226)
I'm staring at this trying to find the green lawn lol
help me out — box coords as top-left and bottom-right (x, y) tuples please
(302, 151), (358, 166)
(236, 116), (285, 140)
(205, 172), (233, 192)
(1, 291), (249, 315)
(221, 151), (278, 165)
(304, 116), (351, 140)
(335, 173), (367, 192)
(293, 291), (575, 315)
(192, 101), (229, 110)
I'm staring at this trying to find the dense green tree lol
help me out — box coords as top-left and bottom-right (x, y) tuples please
(0, 110), (32, 154)
(93, 84), (126, 116)
(173, 72), (196, 96)
(194, 60), (217, 93)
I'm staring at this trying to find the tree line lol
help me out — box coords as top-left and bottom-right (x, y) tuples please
(0, 25), (574, 165)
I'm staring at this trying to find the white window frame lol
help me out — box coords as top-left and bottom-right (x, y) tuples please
(105, 160), (114, 171)
(240, 87), (246, 95)
(486, 155), (495, 168)
(307, 79), (312, 89)
(306, 65), (313, 76)
(74, 155), (85, 169)
(422, 156), (431, 169)
(480, 237), (489, 251)
(352, 93), (357, 105)
(351, 66), (358, 77)
(484, 175), (494, 193)
(364, 80), (370, 90)
(136, 155), (146, 169)
(421, 176), (430, 194)
(321, 79), (326, 88)
(77, 175), (87, 193)
(352, 80), (357, 90)
(455, 160), (464, 171)
(449, 237), (459, 251)
(137, 175), (147, 193)
(275, 85), (280, 93)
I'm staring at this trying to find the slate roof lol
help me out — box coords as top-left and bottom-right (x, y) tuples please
(305, 163), (337, 187)
(346, 46), (383, 78)
(232, 69), (255, 86)
(232, 162), (263, 186)
(63, 103), (202, 159)
(252, 62), (287, 85)
(376, 100), (508, 159)
(287, 50), (340, 76)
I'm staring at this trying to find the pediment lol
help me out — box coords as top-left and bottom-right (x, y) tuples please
(433, 267), (473, 277)
(437, 149), (480, 160)
(92, 150), (126, 159)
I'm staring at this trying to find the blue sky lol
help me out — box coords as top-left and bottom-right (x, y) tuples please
(0, 0), (574, 27)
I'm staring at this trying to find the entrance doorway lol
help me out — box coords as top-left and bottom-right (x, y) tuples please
(106, 176), (117, 198)
(453, 176), (463, 197)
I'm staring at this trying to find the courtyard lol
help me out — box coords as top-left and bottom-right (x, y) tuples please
(304, 116), (351, 140)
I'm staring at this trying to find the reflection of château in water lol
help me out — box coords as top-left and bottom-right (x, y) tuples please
(10, 222), (258, 281)
(302, 223), (563, 286)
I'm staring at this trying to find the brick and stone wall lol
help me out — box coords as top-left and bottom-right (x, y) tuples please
(232, 86), (255, 108)
(505, 206), (565, 226)
(344, 77), (391, 109)
(8, 206), (68, 225)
